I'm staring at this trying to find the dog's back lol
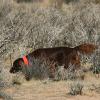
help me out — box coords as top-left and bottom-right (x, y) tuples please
(10, 43), (97, 80)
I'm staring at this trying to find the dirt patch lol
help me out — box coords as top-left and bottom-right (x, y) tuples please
(2, 79), (100, 100)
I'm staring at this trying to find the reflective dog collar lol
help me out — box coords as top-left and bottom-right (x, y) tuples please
(22, 56), (29, 65)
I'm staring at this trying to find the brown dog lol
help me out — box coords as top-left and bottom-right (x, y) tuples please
(10, 43), (97, 80)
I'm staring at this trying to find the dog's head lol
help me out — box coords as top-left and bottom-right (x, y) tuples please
(9, 57), (31, 81)
(10, 58), (23, 73)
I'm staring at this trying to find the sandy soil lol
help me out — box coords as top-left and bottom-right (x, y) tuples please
(2, 79), (100, 100)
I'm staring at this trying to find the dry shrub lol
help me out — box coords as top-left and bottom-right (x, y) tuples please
(89, 47), (100, 76)
(14, 0), (46, 3)
(21, 57), (50, 80)
(64, 0), (79, 4)
(79, 0), (100, 4)
(0, 65), (13, 100)
(0, 0), (99, 69)
(95, 0), (100, 4)
(69, 82), (84, 95)
(54, 63), (85, 81)
(12, 75), (22, 85)
(14, 0), (33, 3)
(0, 92), (13, 100)
(48, 0), (64, 9)
(0, 0), (13, 19)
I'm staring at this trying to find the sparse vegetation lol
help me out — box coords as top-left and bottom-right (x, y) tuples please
(22, 58), (50, 80)
(12, 75), (22, 85)
(0, 74), (3, 81)
(92, 49), (100, 75)
(90, 66), (100, 74)
(0, 0), (100, 99)
(0, 92), (13, 100)
(48, 0), (64, 9)
(15, 0), (33, 3)
(54, 65), (85, 81)
(69, 82), (84, 95)
(95, 0), (100, 4)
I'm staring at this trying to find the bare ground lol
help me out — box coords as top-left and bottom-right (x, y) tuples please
(2, 77), (100, 100)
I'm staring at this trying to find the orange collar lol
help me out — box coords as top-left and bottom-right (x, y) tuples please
(22, 56), (29, 65)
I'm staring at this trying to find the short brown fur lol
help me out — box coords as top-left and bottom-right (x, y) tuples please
(26, 43), (97, 77)
(10, 43), (97, 80)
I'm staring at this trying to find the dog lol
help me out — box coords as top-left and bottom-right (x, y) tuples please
(10, 43), (97, 80)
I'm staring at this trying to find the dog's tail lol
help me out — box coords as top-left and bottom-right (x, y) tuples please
(74, 43), (98, 54)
